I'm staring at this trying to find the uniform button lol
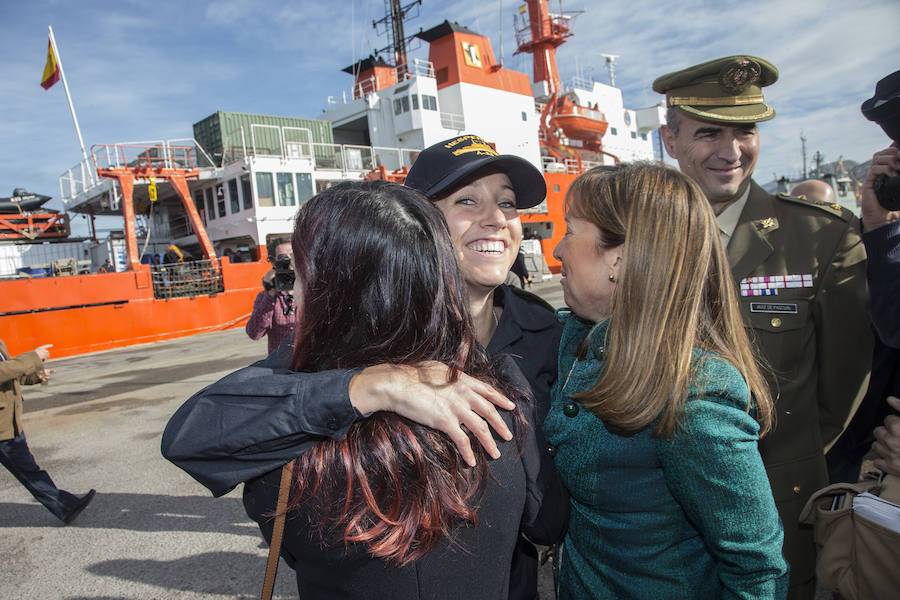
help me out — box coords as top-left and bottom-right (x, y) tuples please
(793, 485), (801, 495)
(327, 417), (338, 430)
(547, 445), (556, 457)
(785, 410), (792, 415)
(563, 402), (579, 417)
(771, 317), (783, 328)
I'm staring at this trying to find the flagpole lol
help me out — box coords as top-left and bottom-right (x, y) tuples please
(47, 25), (91, 180)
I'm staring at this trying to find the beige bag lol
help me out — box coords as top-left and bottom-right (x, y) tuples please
(799, 473), (900, 600)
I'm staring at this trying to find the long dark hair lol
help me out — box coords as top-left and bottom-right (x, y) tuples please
(287, 180), (526, 565)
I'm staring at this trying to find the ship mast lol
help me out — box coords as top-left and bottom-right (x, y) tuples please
(514, 0), (574, 96)
(372, 0), (422, 74)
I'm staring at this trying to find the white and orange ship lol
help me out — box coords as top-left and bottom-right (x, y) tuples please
(0, 0), (662, 358)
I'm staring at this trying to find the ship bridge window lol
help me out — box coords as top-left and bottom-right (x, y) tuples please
(422, 95), (438, 111)
(216, 184), (227, 217)
(401, 96), (410, 113)
(228, 179), (240, 213)
(412, 94), (419, 110)
(610, 127), (618, 135)
(256, 172), (275, 207)
(522, 111), (527, 121)
(394, 98), (402, 115)
(241, 174), (253, 210)
(277, 172), (295, 206)
(631, 131), (637, 139)
(204, 188), (216, 220)
(296, 173), (313, 205)
(641, 133), (647, 141)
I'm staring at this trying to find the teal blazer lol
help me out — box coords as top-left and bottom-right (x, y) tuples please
(543, 315), (789, 600)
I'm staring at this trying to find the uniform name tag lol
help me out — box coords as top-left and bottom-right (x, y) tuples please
(750, 302), (798, 314)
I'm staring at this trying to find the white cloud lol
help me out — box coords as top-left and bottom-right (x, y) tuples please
(3, 0), (899, 205)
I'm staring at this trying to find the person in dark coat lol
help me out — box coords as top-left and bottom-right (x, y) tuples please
(0, 339), (95, 524)
(163, 135), (563, 599)
(510, 250), (529, 288)
(179, 181), (568, 598)
(843, 144), (900, 477)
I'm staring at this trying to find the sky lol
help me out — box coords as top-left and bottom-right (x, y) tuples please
(2, 0), (899, 233)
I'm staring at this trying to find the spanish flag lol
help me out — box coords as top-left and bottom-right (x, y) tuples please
(41, 39), (60, 90)
(518, 3), (528, 14)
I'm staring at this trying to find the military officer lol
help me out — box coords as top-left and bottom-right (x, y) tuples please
(654, 56), (872, 600)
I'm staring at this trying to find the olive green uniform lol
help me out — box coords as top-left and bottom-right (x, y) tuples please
(654, 55), (874, 599)
(727, 181), (872, 596)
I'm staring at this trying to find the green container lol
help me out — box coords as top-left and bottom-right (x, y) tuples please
(192, 111), (335, 167)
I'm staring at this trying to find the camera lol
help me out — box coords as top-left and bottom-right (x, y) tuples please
(272, 254), (295, 292)
(861, 69), (900, 211)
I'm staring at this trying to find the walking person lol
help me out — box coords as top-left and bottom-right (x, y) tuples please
(0, 339), (95, 524)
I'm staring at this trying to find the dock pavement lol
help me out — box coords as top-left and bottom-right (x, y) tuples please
(0, 276), (564, 599)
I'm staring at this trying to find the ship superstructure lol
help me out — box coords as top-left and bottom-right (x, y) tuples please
(1, 0), (662, 357)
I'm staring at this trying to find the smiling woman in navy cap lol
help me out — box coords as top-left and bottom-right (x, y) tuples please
(164, 134), (564, 600)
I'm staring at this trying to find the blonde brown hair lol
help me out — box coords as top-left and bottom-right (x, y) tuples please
(566, 162), (773, 438)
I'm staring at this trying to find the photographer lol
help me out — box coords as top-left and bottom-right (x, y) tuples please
(861, 144), (900, 477)
(245, 237), (296, 355)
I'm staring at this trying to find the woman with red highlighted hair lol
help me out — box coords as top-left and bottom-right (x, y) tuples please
(240, 180), (566, 599)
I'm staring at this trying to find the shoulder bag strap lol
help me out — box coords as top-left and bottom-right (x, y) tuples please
(260, 459), (295, 600)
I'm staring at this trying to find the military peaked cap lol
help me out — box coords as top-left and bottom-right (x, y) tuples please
(653, 55), (778, 124)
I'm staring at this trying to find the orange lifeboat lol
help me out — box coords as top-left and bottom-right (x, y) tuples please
(551, 95), (608, 149)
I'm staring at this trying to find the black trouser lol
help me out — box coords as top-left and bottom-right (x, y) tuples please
(0, 432), (79, 521)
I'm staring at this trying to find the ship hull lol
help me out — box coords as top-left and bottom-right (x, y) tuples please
(0, 260), (268, 358)
(520, 170), (576, 272)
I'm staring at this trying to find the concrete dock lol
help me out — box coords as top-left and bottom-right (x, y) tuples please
(0, 277), (564, 599)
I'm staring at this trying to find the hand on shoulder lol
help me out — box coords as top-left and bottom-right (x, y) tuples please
(349, 361), (516, 467)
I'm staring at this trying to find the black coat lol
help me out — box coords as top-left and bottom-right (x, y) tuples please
(242, 354), (567, 599)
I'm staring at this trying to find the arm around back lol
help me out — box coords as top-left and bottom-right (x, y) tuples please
(161, 344), (361, 496)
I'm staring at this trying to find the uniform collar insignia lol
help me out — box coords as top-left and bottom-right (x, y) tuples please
(754, 217), (778, 231)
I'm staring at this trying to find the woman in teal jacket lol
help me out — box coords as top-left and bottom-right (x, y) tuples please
(543, 163), (789, 599)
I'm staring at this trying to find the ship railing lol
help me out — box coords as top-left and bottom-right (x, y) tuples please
(396, 58), (435, 81)
(308, 143), (418, 173)
(338, 58), (435, 103)
(91, 142), (199, 172)
(541, 156), (605, 174)
(149, 259), (223, 300)
(440, 112), (466, 130)
(247, 125), (315, 160)
(59, 157), (99, 206)
(565, 76), (596, 93)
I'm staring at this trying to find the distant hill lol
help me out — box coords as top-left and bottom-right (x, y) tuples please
(761, 157), (873, 193)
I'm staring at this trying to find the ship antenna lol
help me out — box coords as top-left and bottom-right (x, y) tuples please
(372, 0), (422, 74)
(600, 53), (619, 87)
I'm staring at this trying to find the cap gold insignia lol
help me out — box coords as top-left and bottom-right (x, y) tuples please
(830, 203), (842, 211)
(754, 217), (778, 231)
(451, 139), (499, 157)
(719, 59), (761, 95)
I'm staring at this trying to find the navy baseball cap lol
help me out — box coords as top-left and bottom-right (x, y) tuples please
(405, 134), (547, 209)
(861, 69), (900, 143)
